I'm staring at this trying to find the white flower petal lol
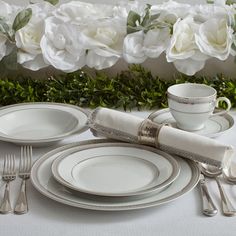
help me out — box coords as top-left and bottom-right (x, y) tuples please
(123, 31), (147, 63)
(173, 58), (206, 76)
(86, 50), (119, 70)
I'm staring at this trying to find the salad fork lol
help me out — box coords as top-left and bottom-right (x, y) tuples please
(14, 146), (32, 215)
(0, 154), (16, 214)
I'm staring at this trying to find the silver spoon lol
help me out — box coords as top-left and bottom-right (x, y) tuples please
(200, 164), (236, 217)
(223, 163), (236, 184)
(198, 173), (218, 216)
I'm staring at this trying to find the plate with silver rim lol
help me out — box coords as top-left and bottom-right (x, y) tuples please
(149, 108), (234, 138)
(51, 142), (180, 197)
(0, 102), (89, 146)
(31, 139), (200, 211)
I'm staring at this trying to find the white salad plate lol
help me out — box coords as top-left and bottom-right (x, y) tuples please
(31, 140), (200, 211)
(0, 103), (89, 146)
(149, 108), (234, 138)
(51, 143), (180, 197)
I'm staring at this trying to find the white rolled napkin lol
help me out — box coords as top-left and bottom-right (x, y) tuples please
(88, 108), (234, 168)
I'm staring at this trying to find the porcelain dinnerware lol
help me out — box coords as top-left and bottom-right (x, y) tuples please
(167, 83), (231, 131)
(0, 103), (89, 146)
(148, 108), (234, 138)
(31, 140), (200, 211)
(51, 143), (180, 197)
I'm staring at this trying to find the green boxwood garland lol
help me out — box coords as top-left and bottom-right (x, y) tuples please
(0, 65), (235, 110)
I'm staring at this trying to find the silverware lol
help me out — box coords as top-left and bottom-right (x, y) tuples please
(0, 154), (16, 214)
(200, 164), (236, 216)
(198, 174), (218, 217)
(223, 163), (236, 184)
(14, 146), (32, 215)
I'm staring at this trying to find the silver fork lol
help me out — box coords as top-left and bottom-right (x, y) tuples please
(0, 154), (16, 214)
(14, 146), (32, 215)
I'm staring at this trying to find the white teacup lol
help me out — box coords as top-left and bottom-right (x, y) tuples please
(167, 83), (231, 131)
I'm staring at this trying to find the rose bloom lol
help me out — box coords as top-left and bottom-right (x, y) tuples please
(53, 1), (114, 24)
(0, 0), (21, 61)
(78, 18), (127, 70)
(166, 16), (208, 75)
(15, 2), (54, 70)
(40, 16), (86, 72)
(123, 28), (170, 63)
(195, 17), (233, 61)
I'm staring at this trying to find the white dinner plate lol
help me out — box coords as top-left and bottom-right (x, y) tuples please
(51, 143), (180, 197)
(149, 108), (234, 138)
(31, 140), (200, 211)
(0, 103), (89, 146)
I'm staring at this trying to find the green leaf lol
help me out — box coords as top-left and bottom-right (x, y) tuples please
(0, 19), (10, 35)
(12, 8), (32, 32)
(150, 13), (161, 22)
(44, 0), (59, 5)
(0, 19), (14, 41)
(127, 11), (141, 27)
(141, 5), (151, 27)
(1, 47), (18, 70)
(127, 25), (142, 34)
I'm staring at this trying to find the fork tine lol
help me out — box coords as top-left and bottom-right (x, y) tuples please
(9, 154), (13, 175)
(19, 146), (23, 172)
(2, 155), (7, 175)
(28, 146), (32, 172)
(25, 146), (32, 173)
(6, 154), (10, 175)
(12, 155), (16, 174)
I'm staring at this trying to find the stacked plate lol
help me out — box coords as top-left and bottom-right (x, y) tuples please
(31, 140), (200, 211)
(0, 103), (89, 146)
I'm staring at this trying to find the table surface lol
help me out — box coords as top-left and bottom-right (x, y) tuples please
(0, 110), (236, 236)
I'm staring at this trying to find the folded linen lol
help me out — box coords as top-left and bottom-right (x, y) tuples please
(88, 108), (234, 168)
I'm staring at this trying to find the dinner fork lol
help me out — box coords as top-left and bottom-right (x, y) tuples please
(0, 154), (16, 214)
(14, 146), (32, 215)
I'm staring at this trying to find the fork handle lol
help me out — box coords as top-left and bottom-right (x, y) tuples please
(0, 182), (12, 214)
(199, 179), (218, 216)
(215, 177), (236, 216)
(14, 179), (28, 215)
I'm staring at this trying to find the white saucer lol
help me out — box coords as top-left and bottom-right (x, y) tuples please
(149, 108), (234, 138)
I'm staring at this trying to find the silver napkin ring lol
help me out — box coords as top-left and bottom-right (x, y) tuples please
(138, 119), (166, 148)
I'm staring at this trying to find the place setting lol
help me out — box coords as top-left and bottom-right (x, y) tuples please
(0, 83), (235, 217)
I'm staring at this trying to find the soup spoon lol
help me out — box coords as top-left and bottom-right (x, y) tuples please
(200, 164), (236, 217)
(223, 163), (236, 184)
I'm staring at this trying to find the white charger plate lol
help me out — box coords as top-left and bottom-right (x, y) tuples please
(31, 140), (200, 211)
(149, 108), (234, 138)
(51, 143), (180, 197)
(0, 103), (89, 146)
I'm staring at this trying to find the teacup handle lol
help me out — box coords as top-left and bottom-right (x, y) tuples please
(211, 97), (231, 117)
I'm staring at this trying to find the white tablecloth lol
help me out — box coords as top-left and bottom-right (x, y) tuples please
(0, 110), (236, 236)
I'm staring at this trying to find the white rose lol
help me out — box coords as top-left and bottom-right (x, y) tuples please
(143, 28), (170, 58)
(166, 16), (208, 75)
(40, 16), (86, 72)
(79, 18), (126, 70)
(0, 1), (21, 61)
(54, 1), (114, 24)
(123, 31), (147, 64)
(15, 2), (54, 70)
(151, 1), (191, 19)
(195, 17), (233, 60)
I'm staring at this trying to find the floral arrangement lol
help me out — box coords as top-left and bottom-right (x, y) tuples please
(0, 0), (236, 76)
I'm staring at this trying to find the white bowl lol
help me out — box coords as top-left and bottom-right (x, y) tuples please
(0, 103), (89, 146)
(0, 108), (78, 140)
